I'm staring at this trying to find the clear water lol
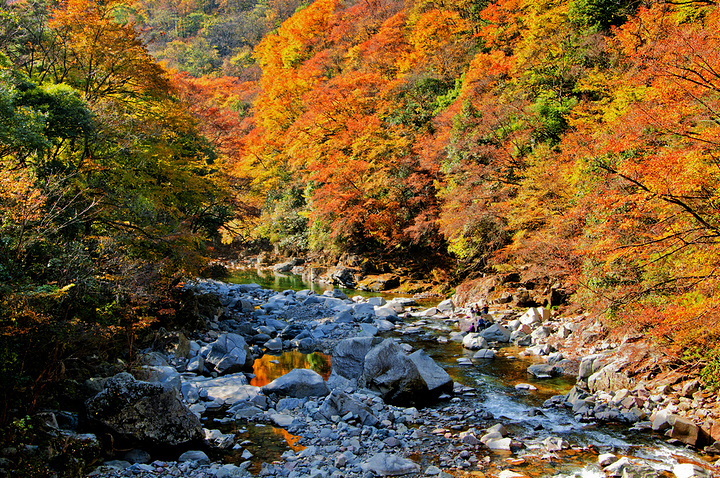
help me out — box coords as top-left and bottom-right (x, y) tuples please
(219, 271), (716, 476)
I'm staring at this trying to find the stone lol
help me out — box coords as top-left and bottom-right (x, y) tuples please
(198, 374), (257, 405)
(480, 323), (511, 343)
(519, 307), (548, 326)
(473, 349), (496, 360)
(121, 449), (151, 464)
(498, 471), (528, 478)
(484, 436), (512, 450)
(670, 416), (710, 448)
(578, 354), (602, 380)
(317, 390), (380, 427)
(85, 373), (203, 447)
(673, 463), (711, 478)
(186, 355), (205, 374)
(437, 299), (454, 313)
(205, 333), (254, 375)
(264, 337), (283, 351)
(270, 413), (296, 428)
(652, 409), (676, 431)
(408, 349), (453, 397)
(262, 368), (329, 398)
(588, 361), (634, 392)
(178, 450), (210, 464)
(332, 337), (383, 380)
(527, 364), (558, 379)
(134, 366), (181, 392)
(598, 453), (618, 467)
(603, 456), (630, 476)
(362, 339), (450, 406)
(682, 379), (701, 398)
(542, 436), (567, 451)
(362, 339), (426, 406)
(361, 452), (420, 476)
(462, 333), (489, 350)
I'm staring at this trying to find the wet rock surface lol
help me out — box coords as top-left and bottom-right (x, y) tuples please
(78, 278), (720, 478)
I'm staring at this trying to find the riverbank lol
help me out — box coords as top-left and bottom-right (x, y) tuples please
(74, 276), (718, 478)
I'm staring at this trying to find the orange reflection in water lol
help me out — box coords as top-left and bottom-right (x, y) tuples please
(250, 350), (332, 387)
(273, 427), (305, 453)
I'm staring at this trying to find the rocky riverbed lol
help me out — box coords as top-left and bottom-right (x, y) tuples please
(36, 277), (717, 478)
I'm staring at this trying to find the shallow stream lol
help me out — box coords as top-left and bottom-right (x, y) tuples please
(221, 269), (714, 476)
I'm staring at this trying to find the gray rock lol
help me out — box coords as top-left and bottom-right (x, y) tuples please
(205, 333), (254, 375)
(473, 349), (496, 360)
(121, 449), (151, 464)
(198, 374), (255, 405)
(543, 436), (567, 451)
(519, 307), (548, 325)
(361, 452), (420, 476)
(462, 333), (489, 350)
(134, 366), (181, 392)
(332, 337), (383, 380)
(186, 355), (205, 374)
(318, 389), (380, 426)
(480, 323), (511, 342)
(262, 369), (329, 398)
(437, 299), (454, 313)
(527, 364), (559, 379)
(264, 337), (283, 351)
(178, 450), (210, 464)
(362, 339), (426, 406)
(408, 349), (453, 397)
(588, 361), (634, 392)
(85, 373), (203, 447)
(352, 302), (376, 317)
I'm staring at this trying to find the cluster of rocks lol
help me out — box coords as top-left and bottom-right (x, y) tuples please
(11, 274), (719, 478)
(178, 279), (417, 358)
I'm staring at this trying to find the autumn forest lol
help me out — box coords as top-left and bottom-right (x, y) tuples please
(2, 0), (720, 443)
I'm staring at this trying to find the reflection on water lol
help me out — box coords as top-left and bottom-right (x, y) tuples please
(226, 267), (328, 293)
(250, 351), (331, 387)
(223, 423), (304, 474)
(225, 267), (426, 303)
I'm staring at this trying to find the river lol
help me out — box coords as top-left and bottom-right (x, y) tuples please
(223, 268), (715, 477)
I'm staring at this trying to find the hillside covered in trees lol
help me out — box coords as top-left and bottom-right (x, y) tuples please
(155, 0), (720, 380)
(2, 0), (720, 466)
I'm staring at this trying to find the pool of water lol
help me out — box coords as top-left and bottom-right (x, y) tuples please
(225, 267), (439, 305)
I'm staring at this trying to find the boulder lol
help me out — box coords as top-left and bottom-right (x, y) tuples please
(670, 416), (711, 448)
(673, 463), (711, 478)
(437, 299), (454, 313)
(361, 452), (420, 476)
(262, 369), (329, 398)
(519, 307), (549, 326)
(473, 349), (496, 360)
(200, 376), (262, 407)
(362, 339), (425, 405)
(317, 390), (380, 426)
(332, 337), (383, 380)
(134, 366), (181, 392)
(205, 333), (254, 375)
(178, 450), (210, 464)
(480, 324), (512, 343)
(462, 333), (489, 350)
(408, 350), (453, 397)
(588, 362), (634, 392)
(527, 364), (559, 379)
(85, 373), (203, 447)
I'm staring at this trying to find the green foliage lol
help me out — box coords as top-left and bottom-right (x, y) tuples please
(255, 186), (309, 255)
(568, 0), (628, 31)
